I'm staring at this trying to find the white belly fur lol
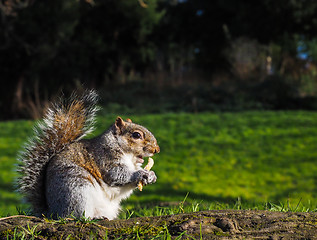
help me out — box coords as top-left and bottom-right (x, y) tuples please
(83, 153), (140, 220)
(83, 181), (134, 220)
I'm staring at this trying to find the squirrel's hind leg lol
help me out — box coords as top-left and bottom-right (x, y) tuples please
(45, 157), (120, 220)
(45, 158), (93, 219)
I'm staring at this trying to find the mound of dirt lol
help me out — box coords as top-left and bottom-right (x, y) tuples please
(1, 210), (317, 239)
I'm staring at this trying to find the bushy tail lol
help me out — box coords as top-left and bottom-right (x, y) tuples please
(17, 90), (99, 215)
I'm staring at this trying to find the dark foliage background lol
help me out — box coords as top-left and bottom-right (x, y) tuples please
(1, 0), (317, 119)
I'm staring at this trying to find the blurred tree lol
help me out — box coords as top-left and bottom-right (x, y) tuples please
(70, 0), (163, 86)
(0, 0), (81, 118)
(151, 0), (229, 82)
(1, 0), (317, 119)
(0, 0), (163, 119)
(156, 0), (317, 73)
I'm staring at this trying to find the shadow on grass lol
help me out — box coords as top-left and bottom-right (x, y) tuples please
(131, 182), (312, 210)
(131, 183), (251, 207)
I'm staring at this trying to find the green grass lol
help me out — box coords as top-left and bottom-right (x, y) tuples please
(0, 120), (34, 216)
(1, 111), (317, 217)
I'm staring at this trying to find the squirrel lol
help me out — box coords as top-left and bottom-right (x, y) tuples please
(17, 90), (160, 220)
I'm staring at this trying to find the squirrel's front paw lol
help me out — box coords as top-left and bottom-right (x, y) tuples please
(134, 169), (157, 186)
(147, 170), (157, 184)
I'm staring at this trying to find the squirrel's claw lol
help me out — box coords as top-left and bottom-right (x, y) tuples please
(147, 170), (157, 184)
(134, 169), (157, 186)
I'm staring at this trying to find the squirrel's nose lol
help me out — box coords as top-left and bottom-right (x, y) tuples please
(154, 146), (160, 154)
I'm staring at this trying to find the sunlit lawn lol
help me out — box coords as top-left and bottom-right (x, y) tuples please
(1, 111), (317, 217)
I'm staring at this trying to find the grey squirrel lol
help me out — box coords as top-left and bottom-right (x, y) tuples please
(17, 90), (160, 220)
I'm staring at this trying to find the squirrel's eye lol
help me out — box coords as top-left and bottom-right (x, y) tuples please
(132, 131), (142, 139)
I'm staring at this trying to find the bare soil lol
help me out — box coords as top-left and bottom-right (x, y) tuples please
(1, 210), (317, 239)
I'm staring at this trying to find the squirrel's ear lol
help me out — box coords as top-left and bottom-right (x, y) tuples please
(115, 116), (125, 131)
(126, 118), (132, 123)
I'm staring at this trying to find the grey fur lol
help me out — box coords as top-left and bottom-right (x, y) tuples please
(17, 90), (160, 219)
(17, 90), (99, 216)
